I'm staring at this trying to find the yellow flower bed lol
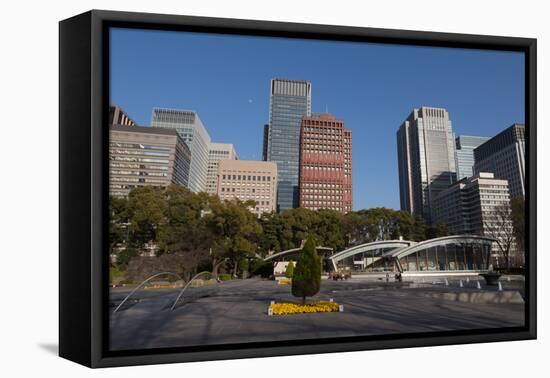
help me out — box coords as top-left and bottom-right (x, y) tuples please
(270, 301), (340, 315)
(277, 279), (292, 285)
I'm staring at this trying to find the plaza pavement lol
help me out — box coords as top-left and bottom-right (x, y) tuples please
(109, 277), (525, 351)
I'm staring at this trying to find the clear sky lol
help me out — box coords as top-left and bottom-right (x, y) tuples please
(110, 28), (525, 211)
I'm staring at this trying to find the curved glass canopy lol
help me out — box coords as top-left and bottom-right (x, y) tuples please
(264, 235), (496, 274)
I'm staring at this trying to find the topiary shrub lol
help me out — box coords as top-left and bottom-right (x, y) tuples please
(285, 260), (295, 279)
(217, 273), (232, 281)
(291, 236), (321, 304)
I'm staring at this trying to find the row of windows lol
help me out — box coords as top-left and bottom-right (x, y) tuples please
(111, 156), (170, 164)
(111, 170), (169, 177)
(301, 196), (345, 203)
(110, 142), (172, 152)
(110, 176), (167, 184)
(301, 188), (344, 194)
(302, 150), (349, 156)
(220, 187), (272, 193)
(302, 165), (344, 172)
(304, 206), (350, 212)
(110, 149), (171, 158)
(221, 174), (273, 182)
(302, 122), (342, 129)
(110, 163), (169, 171)
(220, 182), (272, 189)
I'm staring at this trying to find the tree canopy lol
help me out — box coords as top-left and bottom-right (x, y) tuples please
(109, 185), (449, 281)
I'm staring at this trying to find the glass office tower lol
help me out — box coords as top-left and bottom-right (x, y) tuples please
(455, 135), (490, 180)
(397, 106), (457, 222)
(151, 108), (212, 193)
(473, 124), (526, 198)
(266, 78), (311, 212)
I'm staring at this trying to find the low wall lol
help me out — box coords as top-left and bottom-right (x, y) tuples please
(419, 290), (524, 304)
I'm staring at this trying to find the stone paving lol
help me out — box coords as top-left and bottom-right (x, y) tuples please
(109, 277), (525, 351)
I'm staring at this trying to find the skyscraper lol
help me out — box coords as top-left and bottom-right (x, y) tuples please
(474, 123), (525, 198)
(396, 106), (456, 222)
(266, 78), (312, 212)
(109, 124), (191, 197)
(206, 142), (238, 195)
(151, 108), (212, 193)
(299, 114), (352, 213)
(455, 135), (490, 180)
(109, 104), (137, 127)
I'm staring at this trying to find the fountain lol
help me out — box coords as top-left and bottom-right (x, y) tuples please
(113, 272), (184, 313)
(170, 271), (217, 311)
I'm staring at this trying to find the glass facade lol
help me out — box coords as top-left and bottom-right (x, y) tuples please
(398, 243), (491, 272)
(266, 79), (311, 212)
(329, 238), (493, 274)
(335, 247), (399, 272)
(109, 125), (191, 197)
(455, 135), (490, 180)
(473, 124), (526, 198)
(396, 107), (457, 222)
(151, 108), (212, 193)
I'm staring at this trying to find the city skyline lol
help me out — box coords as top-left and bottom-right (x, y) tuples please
(110, 28), (525, 210)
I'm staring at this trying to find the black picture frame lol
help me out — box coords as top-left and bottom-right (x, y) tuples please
(59, 9), (537, 368)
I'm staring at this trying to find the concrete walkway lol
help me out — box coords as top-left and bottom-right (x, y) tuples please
(109, 277), (525, 351)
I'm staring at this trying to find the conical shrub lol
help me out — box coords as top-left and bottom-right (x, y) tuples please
(285, 260), (295, 279)
(291, 236), (321, 304)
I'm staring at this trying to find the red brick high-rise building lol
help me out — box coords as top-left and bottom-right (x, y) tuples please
(299, 114), (352, 213)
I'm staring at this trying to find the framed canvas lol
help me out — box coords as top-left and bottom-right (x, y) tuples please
(59, 10), (537, 368)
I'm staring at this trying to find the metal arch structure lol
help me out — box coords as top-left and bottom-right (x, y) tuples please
(330, 240), (415, 265)
(387, 235), (497, 259)
(263, 246), (333, 262)
(113, 271), (184, 313)
(170, 271), (217, 311)
(388, 234), (498, 273)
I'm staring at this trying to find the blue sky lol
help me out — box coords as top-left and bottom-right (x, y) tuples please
(110, 28), (525, 211)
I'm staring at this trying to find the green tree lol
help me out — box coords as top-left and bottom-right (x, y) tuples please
(238, 258), (249, 279)
(206, 198), (263, 276)
(259, 212), (283, 254)
(426, 222), (449, 239)
(393, 211), (415, 240)
(285, 260), (295, 279)
(109, 195), (129, 257)
(115, 246), (139, 269)
(292, 236), (321, 304)
(314, 209), (347, 251)
(127, 186), (167, 248)
(411, 215), (427, 241)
